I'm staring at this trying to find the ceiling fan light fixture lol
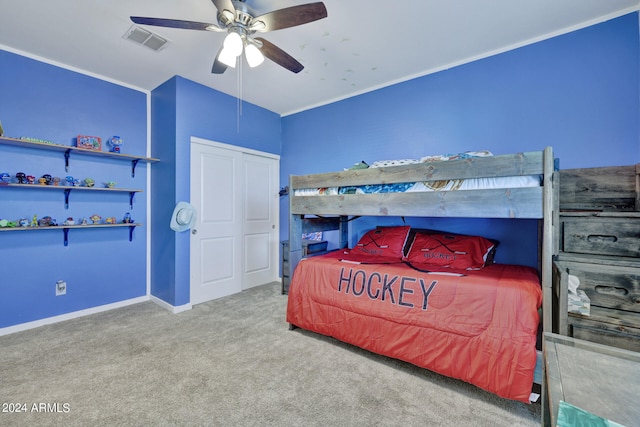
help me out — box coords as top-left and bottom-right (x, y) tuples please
(218, 47), (237, 67)
(223, 31), (243, 57)
(245, 43), (264, 67)
(130, 0), (327, 74)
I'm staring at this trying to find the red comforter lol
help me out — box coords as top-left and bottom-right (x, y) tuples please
(286, 252), (542, 403)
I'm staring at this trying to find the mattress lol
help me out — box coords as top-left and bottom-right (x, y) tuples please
(286, 251), (542, 403)
(293, 175), (541, 196)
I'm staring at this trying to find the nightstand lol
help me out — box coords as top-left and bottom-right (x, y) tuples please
(281, 239), (328, 294)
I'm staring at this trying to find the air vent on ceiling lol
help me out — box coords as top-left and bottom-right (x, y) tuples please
(123, 25), (168, 52)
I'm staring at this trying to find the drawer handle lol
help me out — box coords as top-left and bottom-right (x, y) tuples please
(595, 285), (628, 296)
(587, 234), (617, 243)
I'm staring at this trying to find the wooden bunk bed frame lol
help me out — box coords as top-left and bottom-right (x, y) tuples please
(289, 147), (558, 332)
(288, 147), (558, 398)
(288, 146), (556, 336)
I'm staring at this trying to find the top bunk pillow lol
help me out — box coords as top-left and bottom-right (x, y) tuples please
(404, 231), (497, 270)
(350, 226), (411, 261)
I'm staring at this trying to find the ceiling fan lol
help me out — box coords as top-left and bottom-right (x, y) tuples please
(130, 0), (327, 74)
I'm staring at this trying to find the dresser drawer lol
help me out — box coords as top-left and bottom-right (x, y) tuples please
(570, 312), (640, 353)
(562, 217), (640, 257)
(283, 276), (291, 294)
(302, 239), (328, 255)
(559, 260), (640, 314)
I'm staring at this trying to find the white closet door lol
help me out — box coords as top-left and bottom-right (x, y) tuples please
(190, 138), (279, 304)
(242, 152), (279, 289)
(190, 141), (243, 304)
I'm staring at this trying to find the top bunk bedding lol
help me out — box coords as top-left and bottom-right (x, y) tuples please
(294, 174), (541, 196)
(294, 149), (540, 196)
(290, 148), (553, 219)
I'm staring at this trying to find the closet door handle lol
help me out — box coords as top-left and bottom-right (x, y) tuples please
(192, 229), (198, 235)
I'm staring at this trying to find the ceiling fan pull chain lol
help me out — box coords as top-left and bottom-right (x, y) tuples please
(237, 58), (242, 133)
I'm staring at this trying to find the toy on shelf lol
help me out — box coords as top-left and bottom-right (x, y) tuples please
(77, 135), (102, 150)
(18, 218), (29, 227)
(105, 217), (116, 224)
(84, 178), (95, 187)
(38, 177), (47, 185)
(26, 175), (35, 184)
(52, 177), (61, 186)
(107, 136), (123, 153)
(31, 215), (37, 227)
(0, 219), (17, 228)
(123, 212), (134, 224)
(63, 217), (75, 226)
(38, 216), (55, 227)
(42, 174), (52, 185)
(0, 173), (9, 183)
(15, 172), (26, 184)
(20, 136), (56, 145)
(105, 181), (116, 188)
(89, 214), (101, 224)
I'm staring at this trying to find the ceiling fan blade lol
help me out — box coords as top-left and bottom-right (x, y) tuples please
(130, 16), (223, 32)
(211, 0), (236, 17)
(254, 37), (303, 73)
(211, 46), (229, 74)
(251, 2), (327, 32)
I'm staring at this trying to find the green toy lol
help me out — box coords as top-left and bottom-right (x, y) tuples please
(0, 219), (17, 228)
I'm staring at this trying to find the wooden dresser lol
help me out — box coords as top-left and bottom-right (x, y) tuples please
(553, 164), (640, 352)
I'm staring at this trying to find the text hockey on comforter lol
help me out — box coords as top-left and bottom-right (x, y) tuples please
(286, 252), (542, 403)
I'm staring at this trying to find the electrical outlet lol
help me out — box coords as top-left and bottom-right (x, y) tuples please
(56, 280), (67, 296)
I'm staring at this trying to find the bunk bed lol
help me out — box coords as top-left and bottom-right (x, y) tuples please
(285, 147), (555, 403)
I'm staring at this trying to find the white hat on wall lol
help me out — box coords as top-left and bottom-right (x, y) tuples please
(170, 201), (196, 232)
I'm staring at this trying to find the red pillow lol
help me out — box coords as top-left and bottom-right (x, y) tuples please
(403, 232), (496, 270)
(350, 226), (411, 260)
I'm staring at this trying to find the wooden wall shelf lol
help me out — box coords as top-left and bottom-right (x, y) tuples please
(0, 136), (159, 176)
(1, 134), (156, 246)
(0, 223), (142, 246)
(0, 182), (142, 209)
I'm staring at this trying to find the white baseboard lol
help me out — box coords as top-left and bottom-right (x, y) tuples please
(0, 296), (150, 337)
(150, 295), (192, 314)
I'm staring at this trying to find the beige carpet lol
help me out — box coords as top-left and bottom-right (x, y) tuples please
(0, 282), (541, 426)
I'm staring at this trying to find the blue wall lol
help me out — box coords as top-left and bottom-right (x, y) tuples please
(0, 50), (148, 328)
(150, 76), (280, 307)
(280, 13), (640, 267)
(1, 12), (638, 328)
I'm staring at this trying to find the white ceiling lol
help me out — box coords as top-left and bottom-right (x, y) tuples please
(1, 0), (638, 116)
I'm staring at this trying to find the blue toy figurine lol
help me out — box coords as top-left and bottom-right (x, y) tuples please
(107, 136), (123, 153)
